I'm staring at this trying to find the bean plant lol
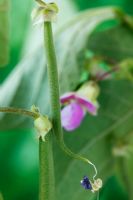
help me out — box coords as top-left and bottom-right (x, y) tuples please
(0, 0), (133, 200)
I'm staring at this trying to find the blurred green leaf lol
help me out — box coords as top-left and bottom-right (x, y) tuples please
(0, 0), (9, 67)
(73, 0), (133, 15)
(86, 24), (133, 81)
(0, 130), (38, 200)
(113, 133), (133, 199)
(116, 59), (133, 80)
(56, 7), (117, 92)
(122, 157), (133, 199)
(87, 25), (133, 61)
(0, 0), (33, 82)
(101, 176), (127, 200)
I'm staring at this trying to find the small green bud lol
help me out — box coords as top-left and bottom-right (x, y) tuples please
(31, 105), (52, 141)
(91, 178), (103, 192)
(34, 115), (52, 142)
(31, 0), (59, 25)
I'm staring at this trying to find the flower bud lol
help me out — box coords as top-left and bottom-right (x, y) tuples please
(77, 81), (100, 102)
(91, 178), (103, 192)
(31, 1), (59, 25)
(34, 115), (52, 141)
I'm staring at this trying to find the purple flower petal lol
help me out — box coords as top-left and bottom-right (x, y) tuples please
(81, 176), (92, 190)
(60, 92), (76, 104)
(76, 95), (98, 115)
(61, 102), (85, 131)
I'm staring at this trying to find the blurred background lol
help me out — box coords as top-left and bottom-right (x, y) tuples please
(0, 0), (133, 200)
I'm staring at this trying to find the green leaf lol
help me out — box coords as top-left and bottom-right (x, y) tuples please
(56, 7), (117, 92)
(87, 25), (133, 61)
(0, 130), (38, 200)
(0, 0), (33, 82)
(100, 176), (127, 200)
(0, 0), (9, 67)
(122, 157), (133, 199)
(116, 58), (133, 80)
(113, 132), (133, 199)
(73, 0), (133, 15)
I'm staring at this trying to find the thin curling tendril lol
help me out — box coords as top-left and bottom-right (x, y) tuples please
(58, 139), (98, 181)
(56, 137), (102, 193)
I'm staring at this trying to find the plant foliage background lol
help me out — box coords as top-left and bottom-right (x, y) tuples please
(0, 0), (133, 200)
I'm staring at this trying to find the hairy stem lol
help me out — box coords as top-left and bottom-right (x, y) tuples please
(44, 22), (63, 141)
(39, 22), (60, 200)
(39, 134), (55, 200)
(0, 107), (39, 118)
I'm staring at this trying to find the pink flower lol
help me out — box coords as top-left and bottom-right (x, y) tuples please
(60, 82), (99, 131)
(61, 102), (85, 131)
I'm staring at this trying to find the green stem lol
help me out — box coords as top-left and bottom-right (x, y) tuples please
(39, 22), (58, 200)
(39, 133), (55, 200)
(44, 22), (63, 141)
(0, 107), (39, 118)
(43, 21), (97, 182)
